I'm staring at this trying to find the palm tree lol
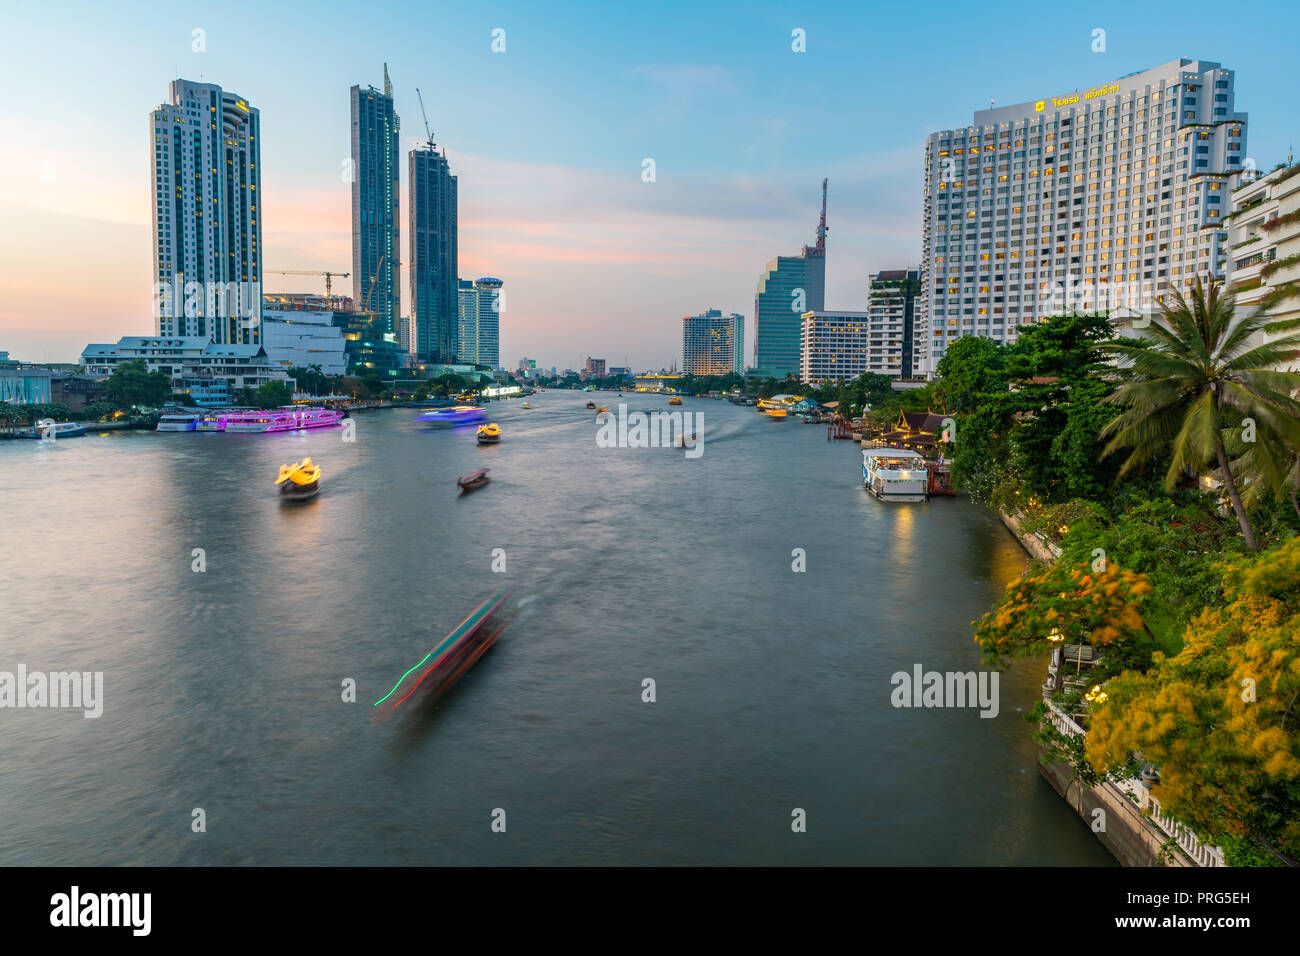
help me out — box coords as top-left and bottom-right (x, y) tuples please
(1099, 278), (1300, 551)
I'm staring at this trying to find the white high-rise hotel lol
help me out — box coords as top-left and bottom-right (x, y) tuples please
(920, 58), (1246, 376)
(151, 79), (263, 345)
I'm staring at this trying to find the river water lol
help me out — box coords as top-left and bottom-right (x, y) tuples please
(0, 391), (1112, 865)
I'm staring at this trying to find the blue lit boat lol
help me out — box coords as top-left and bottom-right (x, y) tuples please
(412, 405), (488, 426)
(372, 590), (511, 722)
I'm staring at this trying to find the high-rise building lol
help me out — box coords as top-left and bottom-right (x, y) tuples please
(798, 312), (871, 384)
(920, 58), (1246, 376)
(866, 270), (921, 378)
(753, 179), (827, 377)
(1226, 162), (1300, 370)
(351, 66), (401, 337)
(584, 357), (606, 378)
(408, 144), (458, 363)
(458, 277), (502, 367)
(682, 309), (744, 376)
(151, 79), (262, 344)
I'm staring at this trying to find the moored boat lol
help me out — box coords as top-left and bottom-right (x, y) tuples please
(476, 423), (501, 444)
(457, 468), (490, 493)
(764, 407), (789, 420)
(20, 421), (86, 439)
(156, 412), (199, 432)
(225, 407), (346, 434)
(863, 447), (929, 502)
(276, 457), (321, 500)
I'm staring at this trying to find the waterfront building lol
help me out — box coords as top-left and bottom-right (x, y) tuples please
(408, 143), (458, 362)
(458, 277), (502, 367)
(0, 366), (53, 405)
(81, 336), (291, 399)
(351, 66), (401, 337)
(1226, 162), (1300, 370)
(921, 58), (1247, 376)
(683, 309), (744, 376)
(753, 180), (827, 378)
(151, 78), (262, 345)
(260, 308), (349, 376)
(798, 311), (870, 385)
(866, 270), (921, 378)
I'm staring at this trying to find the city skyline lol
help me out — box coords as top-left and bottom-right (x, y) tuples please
(4, 1), (1300, 366)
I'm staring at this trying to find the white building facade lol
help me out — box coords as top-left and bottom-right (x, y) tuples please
(798, 311), (870, 385)
(1226, 164), (1300, 370)
(81, 337), (290, 399)
(920, 58), (1246, 376)
(260, 308), (350, 376)
(151, 79), (263, 345)
(457, 277), (502, 368)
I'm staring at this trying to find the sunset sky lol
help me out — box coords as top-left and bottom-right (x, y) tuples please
(3, 0), (1299, 366)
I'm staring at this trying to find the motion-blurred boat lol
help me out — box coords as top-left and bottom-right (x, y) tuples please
(414, 405), (488, 426)
(276, 457), (321, 500)
(668, 396), (682, 406)
(476, 423), (501, 444)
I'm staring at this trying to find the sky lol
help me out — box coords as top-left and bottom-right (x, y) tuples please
(2, 0), (1299, 367)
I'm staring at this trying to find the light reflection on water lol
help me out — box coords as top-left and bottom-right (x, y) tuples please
(0, 394), (1113, 865)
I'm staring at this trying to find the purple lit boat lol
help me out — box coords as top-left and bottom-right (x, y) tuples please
(413, 405), (488, 426)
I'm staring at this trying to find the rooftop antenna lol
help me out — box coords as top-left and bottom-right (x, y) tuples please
(415, 87), (435, 148)
(383, 63), (392, 97)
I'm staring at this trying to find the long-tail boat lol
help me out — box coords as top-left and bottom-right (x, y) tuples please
(372, 590), (511, 722)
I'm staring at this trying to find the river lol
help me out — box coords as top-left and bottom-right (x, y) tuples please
(0, 391), (1113, 865)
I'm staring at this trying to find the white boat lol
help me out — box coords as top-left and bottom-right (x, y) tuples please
(156, 412), (199, 432)
(863, 448), (929, 502)
(25, 421), (86, 439)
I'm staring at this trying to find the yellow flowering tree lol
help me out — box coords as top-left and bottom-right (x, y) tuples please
(1086, 538), (1300, 864)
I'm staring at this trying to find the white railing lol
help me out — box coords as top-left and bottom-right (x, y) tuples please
(1042, 701), (1225, 867)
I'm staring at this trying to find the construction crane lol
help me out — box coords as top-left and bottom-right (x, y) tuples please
(415, 87), (435, 149)
(266, 269), (349, 302)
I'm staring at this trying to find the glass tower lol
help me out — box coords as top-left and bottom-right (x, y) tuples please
(350, 65), (401, 337)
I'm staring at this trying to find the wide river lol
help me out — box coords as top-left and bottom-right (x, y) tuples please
(0, 391), (1112, 865)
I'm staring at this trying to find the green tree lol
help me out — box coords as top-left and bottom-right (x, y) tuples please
(1100, 279), (1300, 551)
(256, 380), (293, 408)
(934, 336), (1006, 413)
(103, 359), (173, 408)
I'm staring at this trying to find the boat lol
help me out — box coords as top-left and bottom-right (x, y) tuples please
(196, 412), (230, 432)
(457, 468), (490, 493)
(764, 407), (789, 420)
(20, 421), (86, 439)
(225, 407), (346, 434)
(927, 458), (955, 496)
(596, 405), (609, 414)
(863, 448), (929, 502)
(668, 396), (683, 406)
(275, 457), (321, 500)
(156, 412), (199, 432)
(413, 405), (488, 427)
(476, 423), (501, 444)
(585, 401), (596, 409)
(372, 590), (512, 722)
(520, 402), (532, 409)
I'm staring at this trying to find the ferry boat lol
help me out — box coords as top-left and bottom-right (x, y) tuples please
(863, 447), (929, 502)
(596, 405), (610, 414)
(275, 457), (321, 500)
(197, 411), (230, 432)
(668, 396), (682, 406)
(156, 412), (199, 432)
(586, 401), (597, 409)
(476, 423), (501, 444)
(225, 407), (346, 434)
(413, 405), (488, 427)
(372, 590), (511, 723)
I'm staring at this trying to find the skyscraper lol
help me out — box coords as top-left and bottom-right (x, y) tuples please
(409, 144), (458, 363)
(151, 78), (262, 344)
(458, 277), (502, 368)
(920, 58), (1246, 376)
(753, 180), (827, 377)
(351, 66), (401, 337)
(682, 309), (744, 376)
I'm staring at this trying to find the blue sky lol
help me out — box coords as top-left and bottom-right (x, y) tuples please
(3, 0), (1298, 364)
